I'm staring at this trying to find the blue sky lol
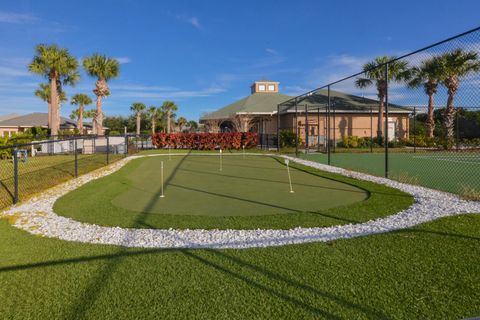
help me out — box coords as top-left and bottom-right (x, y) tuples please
(0, 0), (479, 121)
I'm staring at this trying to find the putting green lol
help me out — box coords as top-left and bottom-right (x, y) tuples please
(54, 153), (417, 229)
(110, 155), (367, 216)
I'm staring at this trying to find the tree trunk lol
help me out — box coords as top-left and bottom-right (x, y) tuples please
(167, 110), (171, 133)
(444, 76), (458, 148)
(50, 76), (59, 136)
(95, 95), (103, 135)
(377, 95), (384, 140)
(376, 80), (387, 141)
(136, 113), (141, 135)
(444, 94), (456, 147)
(151, 118), (156, 134)
(79, 105), (84, 133)
(47, 102), (52, 130)
(425, 93), (435, 138)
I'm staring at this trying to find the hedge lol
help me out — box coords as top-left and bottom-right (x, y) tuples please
(151, 132), (258, 150)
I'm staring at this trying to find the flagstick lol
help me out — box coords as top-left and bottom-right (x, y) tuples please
(242, 145), (245, 159)
(159, 161), (165, 198)
(219, 149), (223, 171)
(168, 145), (171, 161)
(285, 159), (294, 193)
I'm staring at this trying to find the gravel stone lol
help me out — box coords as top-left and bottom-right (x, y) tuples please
(1, 153), (479, 249)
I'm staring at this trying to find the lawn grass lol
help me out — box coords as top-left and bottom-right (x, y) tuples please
(54, 154), (412, 229)
(0, 213), (479, 319)
(298, 150), (480, 195)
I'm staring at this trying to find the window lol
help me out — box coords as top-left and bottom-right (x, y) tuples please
(268, 84), (275, 91)
(258, 84), (266, 91)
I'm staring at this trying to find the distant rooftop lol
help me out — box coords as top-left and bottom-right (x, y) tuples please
(0, 112), (91, 128)
(0, 113), (20, 122)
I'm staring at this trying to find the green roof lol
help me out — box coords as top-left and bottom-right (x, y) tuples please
(279, 89), (410, 113)
(201, 92), (293, 120)
(201, 89), (410, 121)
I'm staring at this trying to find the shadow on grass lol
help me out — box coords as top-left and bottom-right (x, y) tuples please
(179, 166), (368, 195)
(0, 152), (420, 318)
(0, 246), (388, 320)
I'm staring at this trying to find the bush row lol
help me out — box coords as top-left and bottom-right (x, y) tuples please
(151, 133), (258, 150)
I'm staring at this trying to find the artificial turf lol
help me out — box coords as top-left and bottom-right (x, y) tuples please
(298, 150), (480, 195)
(54, 154), (412, 229)
(0, 214), (479, 319)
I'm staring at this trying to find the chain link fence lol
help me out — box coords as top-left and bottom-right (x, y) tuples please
(0, 135), (155, 209)
(278, 27), (480, 197)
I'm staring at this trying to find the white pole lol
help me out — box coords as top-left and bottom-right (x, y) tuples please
(219, 149), (223, 171)
(242, 145), (245, 159)
(285, 159), (294, 193)
(160, 161), (165, 198)
(168, 145), (171, 161)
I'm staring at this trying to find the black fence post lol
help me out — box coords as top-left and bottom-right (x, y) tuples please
(277, 104), (280, 151)
(384, 63), (389, 179)
(370, 104), (373, 153)
(332, 99), (336, 153)
(305, 104), (309, 154)
(124, 134), (128, 156)
(74, 138), (78, 177)
(413, 107), (417, 153)
(106, 135), (110, 164)
(294, 98), (298, 157)
(455, 111), (460, 152)
(327, 85), (331, 165)
(317, 107), (320, 152)
(13, 148), (18, 204)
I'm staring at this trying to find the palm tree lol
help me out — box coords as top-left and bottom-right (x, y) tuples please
(407, 56), (444, 138)
(438, 49), (480, 145)
(131, 102), (146, 135)
(176, 117), (187, 132)
(147, 106), (162, 134)
(29, 44), (79, 136)
(70, 94), (93, 134)
(160, 101), (178, 133)
(355, 56), (410, 139)
(83, 54), (120, 135)
(35, 83), (67, 135)
(187, 120), (198, 132)
(34, 83), (67, 113)
(83, 109), (96, 133)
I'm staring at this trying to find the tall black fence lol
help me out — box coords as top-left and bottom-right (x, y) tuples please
(278, 26), (480, 197)
(0, 134), (154, 208)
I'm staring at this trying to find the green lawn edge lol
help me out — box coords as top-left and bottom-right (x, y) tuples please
(0, 213), (479, 319)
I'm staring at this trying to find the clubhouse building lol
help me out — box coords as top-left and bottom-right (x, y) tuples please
(200, 80), (411, 147)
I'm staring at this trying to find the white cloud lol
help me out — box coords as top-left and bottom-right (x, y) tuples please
(110, 83), (178, 91)
(175, 14), (202, 29)
(265, 48), (279, 55)
(0, 11), (39, 24)
(111, 83), (225, 100)
(0, 66), (30, 77)
(115, 57), (132, 64)
(283, 85), (312, 96)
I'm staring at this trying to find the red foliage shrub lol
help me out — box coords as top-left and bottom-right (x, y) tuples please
(151, 133), (258, 150)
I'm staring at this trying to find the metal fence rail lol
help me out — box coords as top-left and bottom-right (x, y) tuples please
(277, 26), (480, 197)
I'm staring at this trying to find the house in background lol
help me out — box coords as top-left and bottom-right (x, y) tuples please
(0, 112), (94, 137)
(200, 79), (411, 146)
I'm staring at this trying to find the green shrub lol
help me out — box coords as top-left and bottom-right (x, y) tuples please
(279, 130), (301, 148)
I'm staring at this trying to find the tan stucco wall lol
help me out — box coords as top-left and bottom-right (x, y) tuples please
(259, 113), (410, 141)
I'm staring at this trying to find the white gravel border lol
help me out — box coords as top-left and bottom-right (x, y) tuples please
(1, 153), (479, 249)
